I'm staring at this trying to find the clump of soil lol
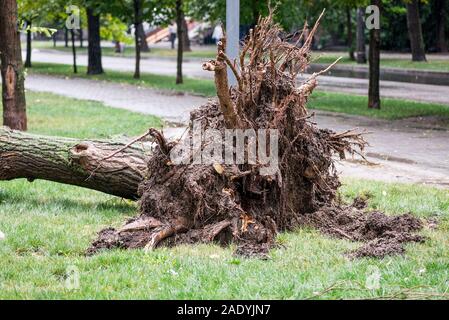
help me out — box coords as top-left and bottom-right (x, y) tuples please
(298, 202), (425, 258)
(88, 12), (426, 259)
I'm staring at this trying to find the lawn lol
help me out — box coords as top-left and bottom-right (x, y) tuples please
(0, 91), (448, 299)
(29, 62), (449, 121)
(314, 53), (449, 73)
(31, 41), (217, 60)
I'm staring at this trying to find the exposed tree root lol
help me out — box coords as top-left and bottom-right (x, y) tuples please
(88, 11), (426, 259)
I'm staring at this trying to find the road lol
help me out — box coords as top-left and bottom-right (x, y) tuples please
(30, 49), (449, 106)
(21, 74), (449, 188)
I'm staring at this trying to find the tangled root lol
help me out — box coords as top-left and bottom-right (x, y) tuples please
(88, 11), (425, 259)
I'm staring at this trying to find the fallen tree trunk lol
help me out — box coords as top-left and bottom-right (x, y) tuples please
(0, 126), (150, 199)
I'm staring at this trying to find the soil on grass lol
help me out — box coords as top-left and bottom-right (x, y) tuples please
(87, 12), (427, 259)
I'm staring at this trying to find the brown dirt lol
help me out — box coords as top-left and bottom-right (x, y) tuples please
(87, 12), (427, 259)
(297, 200), (425, 259)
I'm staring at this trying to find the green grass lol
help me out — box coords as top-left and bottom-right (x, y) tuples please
(0, 177), (448, 299)
(31, 41), (217, 60)
(308, 91), (449, 120)
(25, 91), (163, 138)
(30, 62), (449, 122)
(314, 54), (449, 72)
(1, 90), (449, 299)
(29, 62), (217, 98)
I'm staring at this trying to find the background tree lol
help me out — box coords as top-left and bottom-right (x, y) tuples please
(82, 0), (105, 74)
(435, 0), (448, 52)
(406, 0), (427, 61)
(368, 0), (381, 109)
(176, 0), (185, 84)
(0, 0), (27, 130)
(356, 7), (367, 63)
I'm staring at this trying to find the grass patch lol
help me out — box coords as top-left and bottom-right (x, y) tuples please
(314, 54), (449, 72)
(29, 62), (216, 98)
(309, 91), (449, 120)
(24, 91), (163, 139)
(31, 41), (216, 60)
(0, 92), (448, 299)
(0, 178), (447, 299)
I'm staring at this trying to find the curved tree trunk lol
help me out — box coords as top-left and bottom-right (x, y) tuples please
(87, 8), (104, 75)
(0, 127), (150, 200)
(0, 0), (27, 131)
(406, 0), (427, 61)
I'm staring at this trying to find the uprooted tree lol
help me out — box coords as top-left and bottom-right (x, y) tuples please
(0, 12), (426, 258)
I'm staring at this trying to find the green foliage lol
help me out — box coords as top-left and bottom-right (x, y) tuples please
(100, 14), (133, 44)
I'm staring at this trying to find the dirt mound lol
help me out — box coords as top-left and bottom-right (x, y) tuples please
(298, 202), (425, 258)
(88, 12), (426, 259)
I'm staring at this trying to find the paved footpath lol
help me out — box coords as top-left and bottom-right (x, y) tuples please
(22, 74), (449, 188)
(31, 49), (449, 106)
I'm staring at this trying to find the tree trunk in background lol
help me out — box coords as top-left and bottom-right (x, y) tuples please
(252, 0), (260, 27)
(70, 28), (78, 73)
(133, 0), (142, 79)
(0, 0), (27, 131)
(80, 29), (84, 48)
(436, 0), (448, 52)
(64, 27), (69, 47)
(176, 0), (184, 84)
(356, 7), (367, 64)
(182, 16), (191, 52)
(406, 0), (427, 61)
(368, 0), (381, 109)
(0, 127), (148, 200)
(87, 8), (104, 75)
(347, 7), (355, 61)
(137, 23), (150, 52)
(25, 20), (32, 68)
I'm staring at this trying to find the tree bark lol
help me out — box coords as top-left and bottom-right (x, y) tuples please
(0, 127), (149, 200)
(356, 7), (367, 64)
(176, 0), (184, 84)
(70, 28), (78, 73)
(64, 27), (69, 47)
(87, 8), (104, 75)
(137, 23), (150, 52)
(0, 0), (27, 131)
(181, 16), (191, 52)
(133, 0), (142, 79)
(435, 0), (448, 53)
(347, 8), (355, 61)
(79, 17), (84, 48)
(368, 0), (381, 109)
(25, 20), (32, 68)
(406, 0), (427, 61)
